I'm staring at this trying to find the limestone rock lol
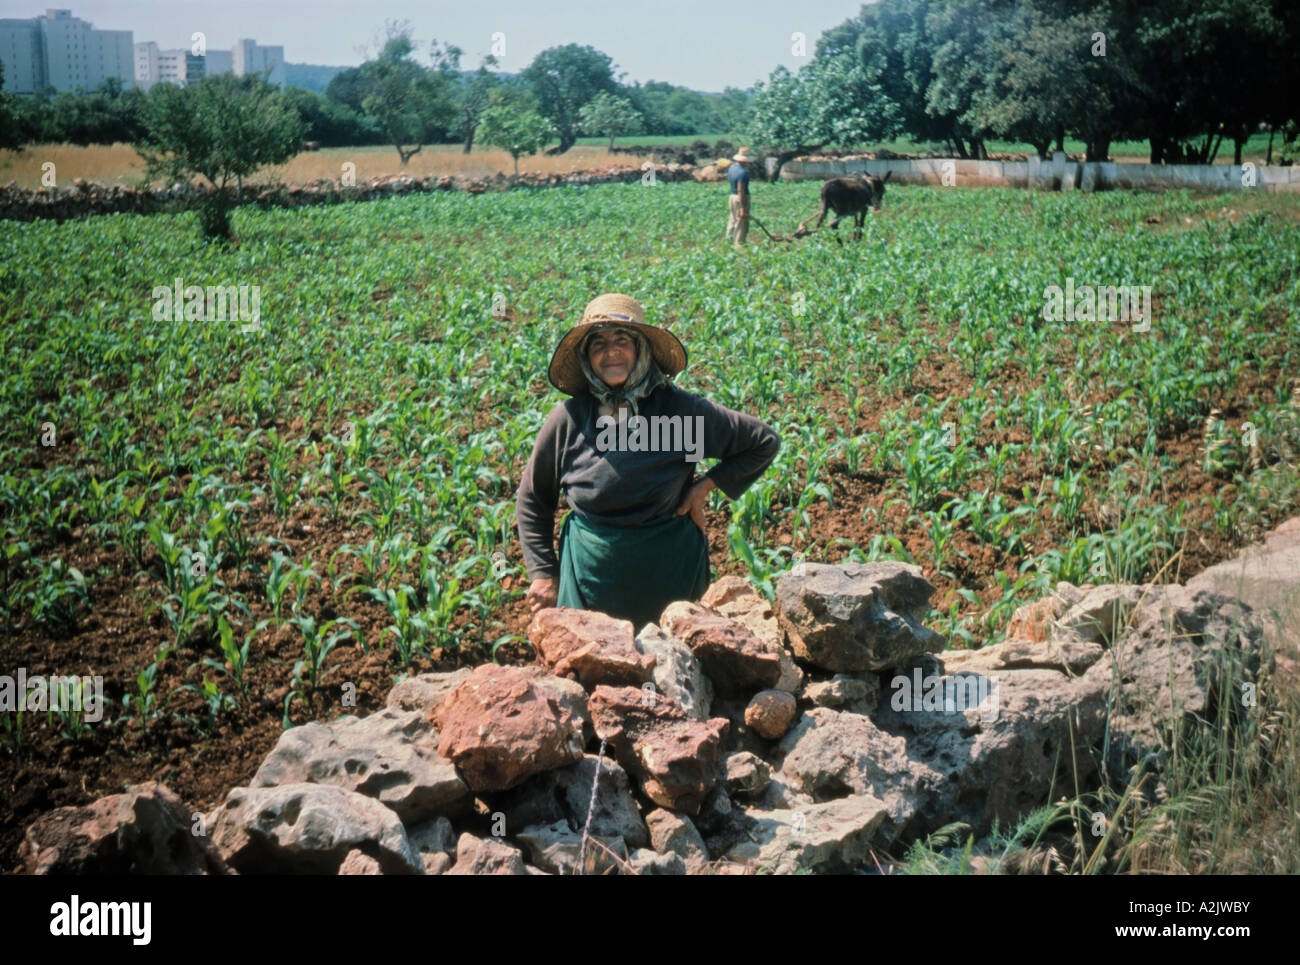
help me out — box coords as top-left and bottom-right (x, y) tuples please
(516, 821), (628, 875)
(208, 783), (422, 875)
(628, 849), (688, 875)
(339, 849), (382, 875)
(528, 607), (654, 689)
(776, 562), (945, 672)
(701, 576), (804, 693)
(445, 832), (531, 875)
(385, 668), (472, 715)
(588, 685), (729, 814)
(726, 797), (890, 874)
(432, 664), (587, 791)
(724, 751), (772, 797)
(252, 708), (469, 823)
(645, 808), (708, 868)
(660, 601), (782, 695)
(634, 622), (713, 719)
(803, 673), (880, 712)
(20, 782), (231, 875)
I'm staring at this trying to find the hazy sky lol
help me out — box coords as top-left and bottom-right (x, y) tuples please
(6, 0), (873, 90)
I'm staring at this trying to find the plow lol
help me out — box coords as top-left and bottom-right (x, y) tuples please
(747, 213), (819, 244)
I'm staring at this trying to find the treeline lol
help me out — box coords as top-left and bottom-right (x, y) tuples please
(3, 2), (1296, 165)
(751, 0), (1299, 163)
(0, 29), (751, 155)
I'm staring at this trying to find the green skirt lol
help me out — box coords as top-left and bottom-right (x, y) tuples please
(557, 511), (710, 631)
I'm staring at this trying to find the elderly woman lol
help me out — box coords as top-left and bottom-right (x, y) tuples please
(517, 293), (780, 631)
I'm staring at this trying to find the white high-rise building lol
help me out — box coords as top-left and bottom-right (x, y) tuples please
(134, 40), (159, 88)
(157, 48), (203, 87)
(0, 18), (43, 93)
(233, 38), (284, 86)
(89, 28), (131, 88)
(0, 9), (134, 93)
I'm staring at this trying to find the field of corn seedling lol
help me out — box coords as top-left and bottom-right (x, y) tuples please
(2, 179), (1299, 869)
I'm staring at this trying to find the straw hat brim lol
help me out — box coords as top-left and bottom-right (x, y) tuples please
(548, 318), (687, 396)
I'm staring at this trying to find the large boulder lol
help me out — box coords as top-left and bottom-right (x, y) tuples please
(252, 708), (469, 823)
(634, 623), (713, 720)
(874, 650), (1109, 837)
(528, 607), (655, 689)
(431, 664), (587, 791)
(775, 708), (943, 839)
(1062, 584), (1266, 771)
(588, 685), (729, 814)
(1186, 516), (1300, 656)
(20, 782), (231, 875)
(660, 601), (783, 695)
(776, 562), (945, 672)
(207, 783), (422, 875)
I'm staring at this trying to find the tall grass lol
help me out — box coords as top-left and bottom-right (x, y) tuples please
(903, 591), (1300, 874)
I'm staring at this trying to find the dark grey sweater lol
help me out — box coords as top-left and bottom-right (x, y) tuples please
(516, 383), (781, 581)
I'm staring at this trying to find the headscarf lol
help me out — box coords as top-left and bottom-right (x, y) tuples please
(577, 325), (670, 416)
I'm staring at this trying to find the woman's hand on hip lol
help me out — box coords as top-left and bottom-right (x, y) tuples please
(526, 577), (558, 614)
(676, 477), (716, 533)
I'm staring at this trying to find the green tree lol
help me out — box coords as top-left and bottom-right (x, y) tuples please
(749, 52), (900, 176)
(1130, 0), (1286, 164)
(475, 89), (556, 175)
(356, 28), (457, 165)
(135, 73), (304, 239)
(431, 41), (500, 154)
(522, 44), (619, 152)
(578, 90), (642, 148)
(711, 86), (754, 136)
(843, 0), (956, 150)
(964, 2), (1137, 159)
(281, 85), (376, 146)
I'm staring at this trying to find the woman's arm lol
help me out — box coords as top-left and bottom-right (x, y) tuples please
(685, 390), (781, 500)
(515, 405), (568, 587)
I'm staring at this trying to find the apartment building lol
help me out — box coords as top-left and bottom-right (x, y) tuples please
(0, 9), (133, 93)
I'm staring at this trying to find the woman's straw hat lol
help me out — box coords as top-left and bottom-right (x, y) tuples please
(732, 147), (752, 163)
(548, 293), (687, 396)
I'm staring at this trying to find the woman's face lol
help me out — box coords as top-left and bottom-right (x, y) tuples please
(586, 329), (637, 388)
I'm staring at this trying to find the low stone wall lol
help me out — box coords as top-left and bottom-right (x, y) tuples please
(0, 163), (703, 223)
(781, 152), (1300, 193)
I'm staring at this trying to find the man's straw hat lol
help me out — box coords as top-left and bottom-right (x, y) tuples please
(548, 293), (687, 396)
(732, 147), (752, 163)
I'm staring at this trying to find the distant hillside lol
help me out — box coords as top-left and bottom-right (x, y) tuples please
(285, 63), (348, 93)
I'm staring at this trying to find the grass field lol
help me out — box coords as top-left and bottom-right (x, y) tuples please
(2, 178), (1299, 870)
(0, 143), (649, 190)
(3, 132), (1285, 191)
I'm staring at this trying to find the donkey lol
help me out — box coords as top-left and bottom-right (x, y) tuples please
(808, 170), (892, 241)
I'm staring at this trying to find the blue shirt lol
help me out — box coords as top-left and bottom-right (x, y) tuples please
(727, 162), (750, 195)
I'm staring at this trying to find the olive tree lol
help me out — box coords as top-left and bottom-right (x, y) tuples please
(135, 73), (304, 239)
